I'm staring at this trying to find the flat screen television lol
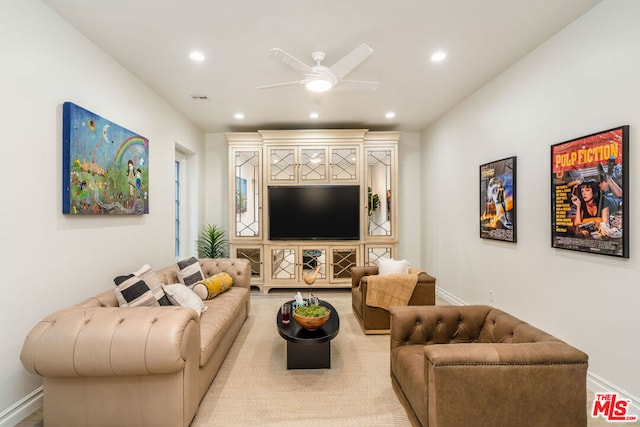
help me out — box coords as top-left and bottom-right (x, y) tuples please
(268, 185), (360, 240)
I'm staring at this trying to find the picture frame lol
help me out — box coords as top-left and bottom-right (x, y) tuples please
(62, 102), (149, 214)
(550, 125), (629, 258)
(235, 176), (247, 213)
(480, 156), (517, 242)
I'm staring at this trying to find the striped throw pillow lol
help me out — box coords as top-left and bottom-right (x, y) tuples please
(113, 264), (171, 307)
(177, 257), (205, 284)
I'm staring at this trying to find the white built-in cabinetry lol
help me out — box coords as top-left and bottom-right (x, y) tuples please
(226, 129), (398, 293)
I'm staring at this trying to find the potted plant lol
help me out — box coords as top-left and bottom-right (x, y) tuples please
(367, 186), (380, 216)
(197, 224), (229, 258)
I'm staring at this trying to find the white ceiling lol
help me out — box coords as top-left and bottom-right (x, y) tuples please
(42, 0), (601, 133)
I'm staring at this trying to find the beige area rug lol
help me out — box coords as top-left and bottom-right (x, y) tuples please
(190, 289), (412, 427)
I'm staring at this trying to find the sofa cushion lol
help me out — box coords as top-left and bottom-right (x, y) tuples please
(198, 286), (249, 366)
(377, 258), (409, 275)
(177, 257), (205, 287)
(113, 264), (170, 307)
(162, 283), (207, 315)
(196, 272), (233, 300)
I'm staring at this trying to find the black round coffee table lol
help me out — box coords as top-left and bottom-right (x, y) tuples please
(276, 299), (340, 369)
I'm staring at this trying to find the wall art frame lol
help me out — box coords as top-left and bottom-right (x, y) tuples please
(550, 125), (628, 258)
(480, 156), (517, 242)
(62, 102), (149, 215)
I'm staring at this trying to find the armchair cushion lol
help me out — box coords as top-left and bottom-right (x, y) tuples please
(376, 257), (409, 275)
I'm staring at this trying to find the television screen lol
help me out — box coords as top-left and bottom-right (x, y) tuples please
(268, 185), (360, 240)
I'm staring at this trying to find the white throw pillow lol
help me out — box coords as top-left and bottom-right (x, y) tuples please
(376, 258), (409, 275)
(162, 283), (208, 316)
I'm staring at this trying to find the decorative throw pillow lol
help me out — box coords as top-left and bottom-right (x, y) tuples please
(113, 264), (171, 307)
(196, 272), (233, 300)
(377, 258), (409, 276)
(176, 257), (205, 287)
(162, 283), (207, 316)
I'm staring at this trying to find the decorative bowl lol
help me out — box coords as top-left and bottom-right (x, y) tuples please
(293, 307), (331, 331)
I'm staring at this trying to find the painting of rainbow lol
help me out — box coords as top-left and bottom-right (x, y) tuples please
(62, 102), (149, 214)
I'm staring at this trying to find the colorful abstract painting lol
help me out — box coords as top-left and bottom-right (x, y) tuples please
(62, 102), (149, 214)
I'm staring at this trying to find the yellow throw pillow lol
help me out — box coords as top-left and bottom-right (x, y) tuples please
(196, 272), (233, 299)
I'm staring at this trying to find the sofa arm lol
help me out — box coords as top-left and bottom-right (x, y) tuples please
(20, 306), (199, 378)
(423, 343), (588, 426)
(424, 342), (588, 365)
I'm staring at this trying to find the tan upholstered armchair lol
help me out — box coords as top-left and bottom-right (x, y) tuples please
(389, 305), (589, 427)
(351, 266), (436, 334)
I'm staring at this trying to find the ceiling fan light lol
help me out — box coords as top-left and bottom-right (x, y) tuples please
(306, 79), (333, 93)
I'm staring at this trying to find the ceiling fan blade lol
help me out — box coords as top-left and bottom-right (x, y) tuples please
(269, 48), (314, 74)
(256, 80), (307, 90)
(334, 79), (380, 91)
(329, 43), (374, 80)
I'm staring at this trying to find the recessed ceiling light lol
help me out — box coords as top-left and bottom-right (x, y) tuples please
(309, 112), (319, 119)
(234, 113), (245, 120)
(430, 51), (447, 62)
(385, 111), (396, 119)
(189, 51), (205, 62)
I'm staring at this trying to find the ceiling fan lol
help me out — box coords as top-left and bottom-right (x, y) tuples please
(257, 43), (379, 93)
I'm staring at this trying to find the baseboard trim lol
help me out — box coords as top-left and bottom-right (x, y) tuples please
(588, 372), (640, 414)
(0, 386), (42, 427)
(436, 287), (467, 306)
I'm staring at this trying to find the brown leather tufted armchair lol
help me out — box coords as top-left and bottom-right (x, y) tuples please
(351, 266), (436, 334)
(389, 305), (589, 427)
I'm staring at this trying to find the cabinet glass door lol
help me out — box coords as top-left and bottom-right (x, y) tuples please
(233, 148), (261, 238)
(270, 247), (297, 280)
(299, 147), (327, 182)
(268, 147), (296, 183)
(301, 247), (327, 282)
(366, 148), (393, 237)
(331, 247), (357, 280)
(233, 246), (262, 280)
(330, 146), (359, 182)
(365, 245), (394, 266)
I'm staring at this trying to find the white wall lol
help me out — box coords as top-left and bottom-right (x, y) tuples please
(204, 133), (230, 231)
(398, 132), (422, 265)
(421, 0), (639, 405)
(0, 0), (204, 423)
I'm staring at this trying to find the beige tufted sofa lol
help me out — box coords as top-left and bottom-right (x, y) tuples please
(390, 305), (589, 427)
(20, 258), (251, 427)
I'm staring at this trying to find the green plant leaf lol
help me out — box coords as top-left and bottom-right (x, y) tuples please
(197, 224), (229, 258)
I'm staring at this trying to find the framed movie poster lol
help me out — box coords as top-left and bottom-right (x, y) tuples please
(480, 156), (517, 242)
(62, 102), (149, 215)
(551, 126), (628, 258)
